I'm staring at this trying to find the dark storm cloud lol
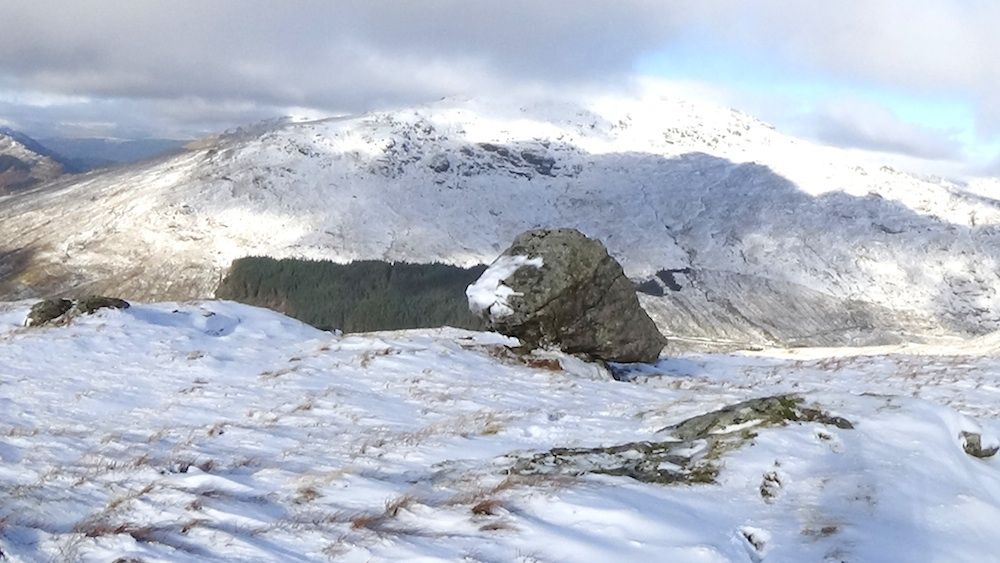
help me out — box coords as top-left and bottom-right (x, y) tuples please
(0, 1), (678, 112)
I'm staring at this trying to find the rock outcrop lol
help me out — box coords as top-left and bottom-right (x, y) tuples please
(24, 295), (130, 327)
(961, 431), (999, 459)
(467, 228), (666, 363)
(73, 296), (131, 316)
(508, 394), (854, 485)
(25, 298), (73, 327)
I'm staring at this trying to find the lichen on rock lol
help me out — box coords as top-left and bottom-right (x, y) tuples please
(506, 394), (853, 485)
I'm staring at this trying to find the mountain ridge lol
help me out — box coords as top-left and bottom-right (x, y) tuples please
(0, 127), (66, 192)
(2, 93), (999, 349)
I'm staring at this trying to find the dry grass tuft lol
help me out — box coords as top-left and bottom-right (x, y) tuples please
(479, 521), (516, 532)
(358, 348), (399, 368)
(384, 495), (415, 518)
(347, 494), (418, 534)
(349, 513), (386, 531)
(295, 485), (322, 505)
(483, 346), (563, 372)
(471, 499), (504, 516)
(802, 524), (840, 539)
(259, 367), (296, 381)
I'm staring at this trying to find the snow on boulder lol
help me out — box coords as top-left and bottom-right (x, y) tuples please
(466, 255), (544, 320)
(467, 228), (667, 363)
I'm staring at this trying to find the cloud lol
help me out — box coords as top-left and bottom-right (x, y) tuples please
(0, 1), (677, 110)
(0, 0), (998, 168)
(681, 1), (1000, 139)
(798, 98), (963, 161)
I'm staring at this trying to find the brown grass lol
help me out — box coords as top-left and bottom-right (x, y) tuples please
(259, 367), (296, 381)
(802, 524), (840, 539)
(471, 499), (504, 516)
(384, 495), (415, 518)
(484, 346), (563, 372)
(349, 513), (386, 531)
(295, 485), (321, 505)
(479, 521), (516, 532)
(347, 494), (417, 534)
(358, 348), (399, 368)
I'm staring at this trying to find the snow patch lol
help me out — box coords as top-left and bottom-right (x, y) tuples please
(466, 254), (543, 320)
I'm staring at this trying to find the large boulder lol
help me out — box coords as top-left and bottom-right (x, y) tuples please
(467, 229), (666, 363)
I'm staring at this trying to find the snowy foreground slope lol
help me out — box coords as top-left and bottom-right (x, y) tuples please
(4, 92), (1000, 348)
(2, 302), (1000, 562)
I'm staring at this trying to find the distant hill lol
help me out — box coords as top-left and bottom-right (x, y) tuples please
(0, 127), (65, 193)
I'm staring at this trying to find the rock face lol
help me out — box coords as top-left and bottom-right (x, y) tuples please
(467, 229), (666, 363)
(24, 295), (130, 327)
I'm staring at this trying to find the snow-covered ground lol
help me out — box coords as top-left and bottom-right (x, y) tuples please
(1, 301), (999, 562)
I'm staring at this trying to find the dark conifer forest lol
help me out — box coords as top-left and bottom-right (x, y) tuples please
(217, 257), (487, 332)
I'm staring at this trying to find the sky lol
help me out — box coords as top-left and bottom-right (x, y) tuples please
(0, 1), (997, 175)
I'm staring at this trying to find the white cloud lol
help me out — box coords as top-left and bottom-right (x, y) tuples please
(683, 1), (1000, 138)
(0, 0), (998, 174)
(800, 98), (963, 161)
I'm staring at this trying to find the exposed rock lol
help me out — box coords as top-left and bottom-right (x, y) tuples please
(664, 394), (853, 439)
(507, 394), (852, 485)
(24, 298), (73, 327)
(73, 295), (131, 315)
(467, 228), (666, 363)
(520, 150), (556, 176)
(427, 154), (450, 173)
(24, 295), (130, 327)
(960, 431), (999, 459)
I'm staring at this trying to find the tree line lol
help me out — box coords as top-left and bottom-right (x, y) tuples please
(216, 257), (488, 332)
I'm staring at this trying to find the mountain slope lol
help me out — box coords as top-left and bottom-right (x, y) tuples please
(0, 127), (65, 193)
(2, 94), (1000, 348)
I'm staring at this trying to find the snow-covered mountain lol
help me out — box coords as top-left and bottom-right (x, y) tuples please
(2, 94), (1000, 348)
(0, 127), (65, 193)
